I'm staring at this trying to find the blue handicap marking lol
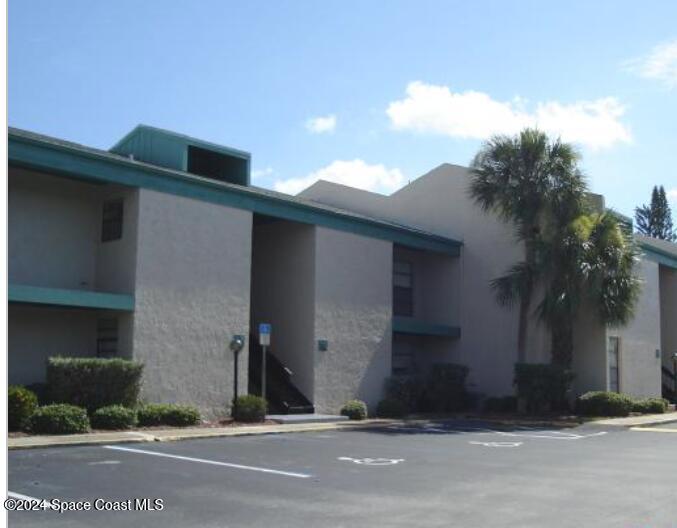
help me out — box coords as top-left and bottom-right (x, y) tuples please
(259, 323), (271, 335)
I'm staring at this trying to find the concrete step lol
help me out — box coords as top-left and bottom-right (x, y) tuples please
(267, 414), (349, 425)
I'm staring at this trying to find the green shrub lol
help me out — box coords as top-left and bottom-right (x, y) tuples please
(632, 398), (669, 414)
(137, 404), (201, 427)
(91, 405), (138, 430)
(484, 396), (518, 413)
(232, 395), (267, 423)
(47, 357), (143, 413)
(376, 398), (407, 418)
(25, 383), (50, 406)
(384, 376), (423, 413)
(340, 400), (368, 420)
(426, 363), (470, 412)
(576, 391), (634, 417)
(8, 386), (38, 431)
(514, 363), (574, 413)
(27, 404), (90, 434)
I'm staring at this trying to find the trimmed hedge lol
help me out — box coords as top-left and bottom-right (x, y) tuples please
(137, 404), (201, 427)
(376, 398), (407, 418)
(232, 395), (267, 423)
(576, 391), (634, 417)
(91, 405), (138, 430)
(8, 386), (38, 431)
(426, 363), (469, 412)
(47, 357), (143, 413)
(484, 396), (518, 413)
(27, 404), (90, 434)
(340, 400), (368, 420)
(384, 376), (423, 413)
(514, 363), (574, 413)
(632, 398), (669, 414)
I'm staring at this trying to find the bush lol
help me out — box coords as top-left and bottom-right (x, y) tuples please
(25, 383), (50, 406)
(340, 400), (368, 420)
(426, 363), (470, 412)
(576, 391), (634, 417)
(632, 398), (669, 414)
(91, 405), (138, 430)
(384, 376), (423, 413)
(8, 386), (38, 431)
(376, 398), (407, 418)
(514, 363), (574, 413)
(137, 404), (201, 427)
(27, 404), (90, 434)
(484, 396), (518, 413)
(47, 357), (143, 413)
(232, 395), (267, 423)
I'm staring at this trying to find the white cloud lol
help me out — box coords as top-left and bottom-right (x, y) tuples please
(273, 159), (405, 195)
(252, 166), (274, 179)
(305, 114), (337, 134)
(667, 188), (677, 204)
(625, 39), (677, 89)
(386, 81), (632, 150)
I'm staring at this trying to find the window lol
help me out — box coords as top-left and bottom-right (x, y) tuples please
(393, 261), (413, 317)
(101, 199), (123, 242)
(392, 335), (415, 376)
(97, 318), (118, 357)
(607, 336), (620, 392)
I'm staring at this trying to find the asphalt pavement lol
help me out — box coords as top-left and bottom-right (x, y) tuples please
(7, 419), (677, 528)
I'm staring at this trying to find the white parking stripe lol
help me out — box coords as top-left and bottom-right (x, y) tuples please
(8, 491), (42, 501)
(103, 445), (312, 479)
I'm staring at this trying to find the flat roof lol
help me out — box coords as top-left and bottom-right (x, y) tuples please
(637, 235), (677, 270)
(8, 127), (462, 256)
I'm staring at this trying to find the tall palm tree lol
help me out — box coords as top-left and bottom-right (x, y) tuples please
(469, 129), (584, 362)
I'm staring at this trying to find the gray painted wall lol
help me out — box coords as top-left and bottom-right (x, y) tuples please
(313, 227), (392, 414)
(9, 168), (100, 291)
(610, 259), (662, 398)
(132, 189), (252, 418)
(250, 220), (316, 401)
(8, 306), (98, 385)
(660, 266), (677, 370)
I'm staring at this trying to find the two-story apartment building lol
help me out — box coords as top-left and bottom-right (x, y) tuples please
(8, 125), (677, 417)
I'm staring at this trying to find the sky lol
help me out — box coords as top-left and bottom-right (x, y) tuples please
(8, 0), (677, 219)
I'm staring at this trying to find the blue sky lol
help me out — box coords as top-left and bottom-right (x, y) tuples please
(9, 0), (677, 218)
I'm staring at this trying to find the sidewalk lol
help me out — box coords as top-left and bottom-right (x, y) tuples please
(592, 411), (677, 427)
(8, 419), (395, 450)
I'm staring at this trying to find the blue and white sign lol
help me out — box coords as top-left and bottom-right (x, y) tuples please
(258, 323), (271, 346)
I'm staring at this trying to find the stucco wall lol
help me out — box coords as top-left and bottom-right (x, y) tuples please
(660, 266), (677, 370)
(250, 220), (316, 401)
(610, 258), (662, 398)
(571, 300), (608, 397)
(303, 165), (526, 398)
(132, 189), (252, 418)
(8, 168), (100, 290)
(8, 305), (98, 385)
(313, 227), (392, 414)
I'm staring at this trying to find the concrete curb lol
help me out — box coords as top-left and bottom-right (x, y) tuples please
(7, 419), (397, 450)
(592, 412), (677, 428)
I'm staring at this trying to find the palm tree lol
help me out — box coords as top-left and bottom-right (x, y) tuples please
(469, 129), (584, 362)
(538, 213), (641, 366)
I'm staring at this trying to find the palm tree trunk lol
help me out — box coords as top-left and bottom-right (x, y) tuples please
(516, 291), (531, 363)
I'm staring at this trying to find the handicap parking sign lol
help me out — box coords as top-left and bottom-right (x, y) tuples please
(259, 323), (271, 346)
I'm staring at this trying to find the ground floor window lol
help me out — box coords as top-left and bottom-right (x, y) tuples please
(607, 336), (620, 392)
(97, 318), (118, 357)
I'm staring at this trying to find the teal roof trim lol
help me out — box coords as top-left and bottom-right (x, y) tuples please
(392, 317), (461, 338)
(9, 284), (135, 311)
(9, 128), (462, 256)
(640, 243), (677, 270)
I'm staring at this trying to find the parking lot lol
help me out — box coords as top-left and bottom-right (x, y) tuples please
(8, 419), (677, 528)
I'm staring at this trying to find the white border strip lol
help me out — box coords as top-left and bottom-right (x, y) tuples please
(103, 445), (312, 478)
(8, 491), (42, 501)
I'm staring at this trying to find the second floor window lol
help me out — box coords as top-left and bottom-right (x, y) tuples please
(101, 199), (123, 242)
(393, 260), (413, 317)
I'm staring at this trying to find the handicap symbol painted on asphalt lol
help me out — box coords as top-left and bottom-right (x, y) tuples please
(338, 457), (405, 465)
(469, 441), (523, 448)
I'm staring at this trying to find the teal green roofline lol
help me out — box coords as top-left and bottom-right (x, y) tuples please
(640, 243), (677, 270)
(392, 317), (461, 338)
(9, 129), (462, 256)
(9, 284), (135, 311)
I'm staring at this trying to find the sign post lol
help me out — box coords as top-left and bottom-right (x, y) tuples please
(259, 323), (271, 401)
